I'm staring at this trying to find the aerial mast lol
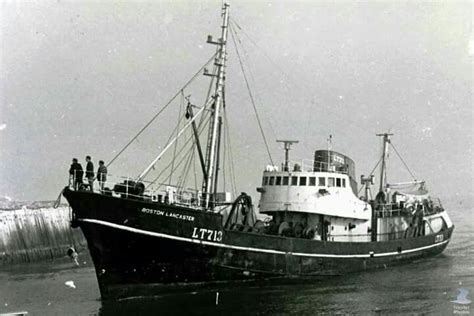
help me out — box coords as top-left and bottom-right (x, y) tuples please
(202, 3), (230, 209)
(276, 140), (298, 171)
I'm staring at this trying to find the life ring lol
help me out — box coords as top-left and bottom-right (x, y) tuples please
(306, 228), (316, 239)
(278, 222), (294, 236)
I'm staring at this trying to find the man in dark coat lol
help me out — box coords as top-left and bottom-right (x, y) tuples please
(69, 158), (84, 190)
(85, 156), (94, 191)
(97, 160), (108, 192)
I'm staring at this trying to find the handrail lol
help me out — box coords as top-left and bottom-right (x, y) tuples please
(267, 159), (349, 175)
(374, 201), (444, 218)
(68, 171), (208, 209)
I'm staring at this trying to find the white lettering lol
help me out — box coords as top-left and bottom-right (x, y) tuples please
(191, 227), (223, 243)
(206, 230), (213, 241)
(435, 234), (444, 243)
(192, 227), (199, 238)
(216, 231), (223, 242)
(141, 208), (195, 221)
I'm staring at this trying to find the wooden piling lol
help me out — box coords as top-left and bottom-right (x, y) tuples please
(0, 204), (87, 265)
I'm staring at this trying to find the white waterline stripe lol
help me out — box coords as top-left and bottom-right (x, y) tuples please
(79, 219), (449, 259)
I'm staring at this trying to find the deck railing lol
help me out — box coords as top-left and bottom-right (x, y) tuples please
(271, 159), (349, 175)
(68, 171), (206, 209)
(374, 201), (444, 218)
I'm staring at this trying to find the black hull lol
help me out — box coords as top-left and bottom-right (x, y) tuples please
(63, 188), (454, 300)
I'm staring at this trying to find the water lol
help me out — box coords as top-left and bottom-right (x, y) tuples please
(1, 202), (472, 315)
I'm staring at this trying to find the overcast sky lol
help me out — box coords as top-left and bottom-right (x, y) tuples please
(0, 1), (472, 203)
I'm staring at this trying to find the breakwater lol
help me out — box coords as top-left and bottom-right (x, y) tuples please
(0, 202), (87, 264)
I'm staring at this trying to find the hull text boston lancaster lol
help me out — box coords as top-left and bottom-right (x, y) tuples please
(141, 208), (195, 222)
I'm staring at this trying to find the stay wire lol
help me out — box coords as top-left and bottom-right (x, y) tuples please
(148, 113), (212, 189)
(175, 115), (212, 190)
(357, 156), (382, 196)
(229, 23), (274, 166)
(231, 23), (279, 143)
(230, 18), (375, 142)
(390, 142), (416, 179)
(107, 52), (217, 168)
(169, 92), (184, 184)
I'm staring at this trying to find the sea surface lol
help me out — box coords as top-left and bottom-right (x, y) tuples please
(0, 200), (472, 315)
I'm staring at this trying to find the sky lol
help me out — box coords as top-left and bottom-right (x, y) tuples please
(0, 1), (472, 204)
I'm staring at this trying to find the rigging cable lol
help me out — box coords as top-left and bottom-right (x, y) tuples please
(229, 23), (274, 166)
(107, 52), (218, 168)
(389, 142), (417, 180)
(224, 110), (238, 198)
(150, 139), (197, 191)
(147, 112), (212, 189)
(357, 155), (383, 196)
(229, 18), (375, 143)
(169, 91), (184, 184)
(149, 114), (210, 189)
(230, 22), (279, 143)
(177, 129), (199, 190)
(177, 63), (219, 191)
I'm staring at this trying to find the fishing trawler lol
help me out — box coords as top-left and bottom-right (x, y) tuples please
(62, 3), (454, 300)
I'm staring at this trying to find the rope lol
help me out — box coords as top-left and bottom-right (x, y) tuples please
(107, 53), (217, 168)
(229, 24), (274, 166)
(390, 142), (417, 179)
(53, 188), (64, 208)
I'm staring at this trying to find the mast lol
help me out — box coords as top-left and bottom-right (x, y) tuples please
(202, 3), (230, 209)
(376, 133), (393, 193)
(213, 117), (223, 200)
(276, 140), (298, 171)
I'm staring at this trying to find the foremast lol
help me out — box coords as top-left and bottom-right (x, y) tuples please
(202, 3), (230, 210)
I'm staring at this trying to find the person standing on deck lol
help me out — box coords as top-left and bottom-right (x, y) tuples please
(85, 156), (94, 191)
(97, 160), (108, 192)
(69, 158), (84, 190)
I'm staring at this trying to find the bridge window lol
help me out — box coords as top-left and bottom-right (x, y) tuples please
(328, 177), (335, 187)
(299, 176), (307, 186)
(342, 178), (346, 187)
(263, 177), (268, 185)
(318, 177), (326, 186)
(291, 176), (298, 186)
(276, 176), (282, 185)
(269, 176), (275, 185)
(309, 177), (316, 186)
(336, 178), (341, 187)
(282, 176), (289, 185)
